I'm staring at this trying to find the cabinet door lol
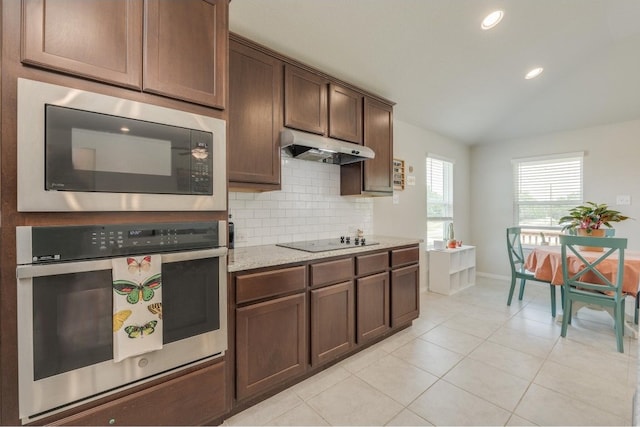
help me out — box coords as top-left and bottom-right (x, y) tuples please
(363, 97), (393, 193)
(340, 98), (393, 196)
(329, 84), (363, 144)
(284, 65), (327, 135)
(236, 293), (306, 400)
(311, 281), (355, 366)
(52, 362), (226, 426)
(21, 0), (143, 88)
(144, 0), (228, 109)
(391, 264), (420, 327)
(356, 272), (390, 343)
(228, 39), (282, 189)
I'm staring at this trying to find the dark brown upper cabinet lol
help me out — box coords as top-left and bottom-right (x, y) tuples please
(284, 65), (328, 135)
(21, 0), (143, 89)
(341, 97), (394, 196)
(362, 98), (394, 193)
(228, 37), (282, 190)
(21, 0), (228, 109)
(329, 84), (363, 144)
(144, 0), (227, 109)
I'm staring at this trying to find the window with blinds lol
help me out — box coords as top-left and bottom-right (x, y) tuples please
(426, 156), (453, 245)
(513, 153), (583, 227)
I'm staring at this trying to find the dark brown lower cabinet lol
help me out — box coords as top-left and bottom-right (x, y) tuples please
(391, 264), (420, 327)
(310, 280), (355, 366)
(235, 293), (307, 400)
(52, 361), (226, 426)
(356, 272), (390, 343)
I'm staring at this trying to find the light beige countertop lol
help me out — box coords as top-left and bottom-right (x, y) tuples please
(228, 236), (422, 273)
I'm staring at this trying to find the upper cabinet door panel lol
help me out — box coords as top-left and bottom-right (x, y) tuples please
(329, 84), (363, 144)
(284, 65), (327, 135)
(21, 0), (143, 88)
(363, 97), (393, 193)
(143, 0), (228, 109)
(228, 40), (282, 187)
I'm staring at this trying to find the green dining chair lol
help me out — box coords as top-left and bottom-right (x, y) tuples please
(559, 235), (628, 353)
(506, 227), (559, 316)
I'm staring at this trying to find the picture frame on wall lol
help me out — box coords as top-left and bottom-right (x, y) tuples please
(393, 158), (405, 190)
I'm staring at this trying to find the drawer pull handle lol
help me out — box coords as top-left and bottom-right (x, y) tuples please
(109, 418), (116, 425)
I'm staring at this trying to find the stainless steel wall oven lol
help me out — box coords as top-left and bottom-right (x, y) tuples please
(16, 221), (227, 423)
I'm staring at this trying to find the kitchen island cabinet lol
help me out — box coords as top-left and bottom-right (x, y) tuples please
(229, 36), (283, 191)
(22, 0), (228, 109)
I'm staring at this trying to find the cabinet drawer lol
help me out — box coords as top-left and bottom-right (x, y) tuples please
(53, 362), (226, 426)
(391, 246), (419, 267)
(236, 266), (306, 304)
(356, 252), (389, 276)
(310, 258), (354, 287)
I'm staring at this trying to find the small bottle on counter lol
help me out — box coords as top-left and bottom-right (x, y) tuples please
(228, 214), (234, 249)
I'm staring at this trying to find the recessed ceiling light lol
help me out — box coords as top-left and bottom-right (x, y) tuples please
(525, 67), (544, 80)
(481, 10), (504, 30)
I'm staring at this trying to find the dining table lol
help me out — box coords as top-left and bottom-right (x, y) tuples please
(525, 245), (640, 337)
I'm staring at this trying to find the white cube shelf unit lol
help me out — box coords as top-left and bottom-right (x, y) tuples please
(428, 245), (476, 295)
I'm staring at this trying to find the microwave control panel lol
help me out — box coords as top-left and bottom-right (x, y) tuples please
(190, 131), (213, 194)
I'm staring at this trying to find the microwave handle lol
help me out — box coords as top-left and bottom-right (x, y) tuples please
(17, 248), (227, 279)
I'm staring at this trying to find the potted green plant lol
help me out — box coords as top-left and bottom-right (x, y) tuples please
(558, 201), (629, 243)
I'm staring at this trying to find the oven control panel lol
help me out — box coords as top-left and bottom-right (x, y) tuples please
(18, 221), (224, 264)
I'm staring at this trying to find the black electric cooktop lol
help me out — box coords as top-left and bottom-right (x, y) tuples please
(277, 237), (379, 253)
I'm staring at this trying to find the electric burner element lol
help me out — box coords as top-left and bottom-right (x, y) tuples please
(277, 237), (379, 253)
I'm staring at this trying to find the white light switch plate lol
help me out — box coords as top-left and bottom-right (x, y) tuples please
(616, 194), (631, 205)
(407, 175), (416, 186)
(393, 193), (399, 204)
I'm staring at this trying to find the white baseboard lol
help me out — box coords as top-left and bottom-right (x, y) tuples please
(476, 272), (510, 281)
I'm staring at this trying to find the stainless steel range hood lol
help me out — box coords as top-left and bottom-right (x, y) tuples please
(280, 129), (375, 165)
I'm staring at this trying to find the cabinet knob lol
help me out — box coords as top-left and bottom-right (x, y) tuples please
(109, 418), (116, 425)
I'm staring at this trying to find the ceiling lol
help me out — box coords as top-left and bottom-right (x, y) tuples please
(229, 0), (640, 145)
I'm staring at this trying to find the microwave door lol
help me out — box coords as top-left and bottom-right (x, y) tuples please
(45, 105), (194, 195)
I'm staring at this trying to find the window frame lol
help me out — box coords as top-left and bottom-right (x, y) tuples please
(512, 151), (584, 228)
(426, 154), (454, 246)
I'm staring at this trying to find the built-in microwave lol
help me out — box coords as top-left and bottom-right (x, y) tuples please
(17, 78), (226, 212)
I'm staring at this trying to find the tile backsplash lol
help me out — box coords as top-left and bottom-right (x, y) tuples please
(229, 157), (373, 247)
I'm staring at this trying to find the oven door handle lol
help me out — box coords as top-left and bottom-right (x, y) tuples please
(17, 247), (228, 279)
(17, 259), (113, 279)
(161, 247), (227, 263)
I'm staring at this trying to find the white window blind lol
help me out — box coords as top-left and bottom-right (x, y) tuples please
(426, 156), (453, 245)
(513, 153), (583, 227)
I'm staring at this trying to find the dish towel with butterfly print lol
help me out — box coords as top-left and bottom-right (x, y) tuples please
(112, 255), (163, 363)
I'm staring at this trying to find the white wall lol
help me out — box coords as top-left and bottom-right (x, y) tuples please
(471, 118), (640, 277)
(229, 157), (373, 247)
(373, 119), (471, 292)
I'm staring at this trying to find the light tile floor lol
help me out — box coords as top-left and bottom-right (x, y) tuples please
(224, 276), (638, 426)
